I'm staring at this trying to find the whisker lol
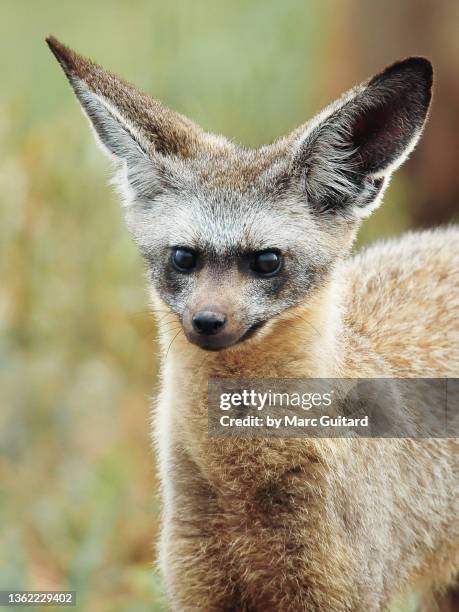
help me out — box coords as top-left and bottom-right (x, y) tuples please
(291, 312), (322, 338)
(155, 315), (177, 326)
(165, 329), (183, 359)
(158, 326), (182, 335)
(156, 320), (181, 331)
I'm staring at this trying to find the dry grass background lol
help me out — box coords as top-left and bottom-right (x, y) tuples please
(1, 1), (456, 610)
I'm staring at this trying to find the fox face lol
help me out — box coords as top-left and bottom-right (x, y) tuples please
(47, 37), (432, 350)
(125, 147), (353, 350)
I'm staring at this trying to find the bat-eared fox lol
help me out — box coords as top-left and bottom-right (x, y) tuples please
(48, 36), (459, 611)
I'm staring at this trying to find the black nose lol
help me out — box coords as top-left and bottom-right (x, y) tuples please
(192, 311), (226, 335)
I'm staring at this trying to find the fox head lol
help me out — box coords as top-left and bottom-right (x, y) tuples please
(47, 37), (432, 351)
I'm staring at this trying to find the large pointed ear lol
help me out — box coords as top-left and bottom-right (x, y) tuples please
(291, 57), (433, 217)
(46, 36), (205, 203)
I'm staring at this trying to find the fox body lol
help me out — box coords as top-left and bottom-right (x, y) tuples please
(48, 37), (459, 610)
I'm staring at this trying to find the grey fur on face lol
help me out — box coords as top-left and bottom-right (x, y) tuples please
(124, 155), (347, 342)
(47, 36), (432, 349)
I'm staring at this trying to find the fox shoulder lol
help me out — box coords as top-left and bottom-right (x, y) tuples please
(344, 227), (459, 376)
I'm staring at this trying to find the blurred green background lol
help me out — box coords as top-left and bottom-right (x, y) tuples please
(1, 1), (458, 610)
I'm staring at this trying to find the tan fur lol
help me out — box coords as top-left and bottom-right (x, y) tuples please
(155, 228), (459, 611)
(46, 38), (458, 610)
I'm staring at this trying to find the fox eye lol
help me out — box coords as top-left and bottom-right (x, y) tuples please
(250, 251), (282, 276)
(172, 248), (197, 272)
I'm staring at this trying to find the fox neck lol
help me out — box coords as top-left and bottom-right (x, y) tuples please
(155, 269), (345, 381)
(155, 271), (346, 477)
